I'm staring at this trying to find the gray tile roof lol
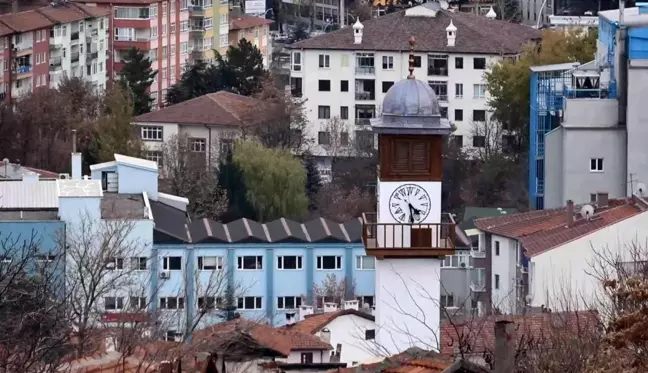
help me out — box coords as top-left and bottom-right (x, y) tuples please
(101, 194), (146, 219)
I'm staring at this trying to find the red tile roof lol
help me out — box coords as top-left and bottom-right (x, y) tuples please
(473, 199), (644, 256)
(439, 311), (601, 358)
(193, 318), (332, 357)
(72, 3), (112, 17)
(0, 9), (52, 32)
(382, 360), (450, 373)
(287, 309), (375, 334)
(289, 7), (540, 54)
(229, 15), (273, 31)
(133, 91), (280, 127)
(336, 348), (449, 373)
(36, 3), (109, 23)
(0, 21), (14, 36)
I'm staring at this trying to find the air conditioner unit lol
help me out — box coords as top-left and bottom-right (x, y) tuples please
(59, 173), (70, 179)
(460, 262), (467, 268)
(160, 271), (170, 279)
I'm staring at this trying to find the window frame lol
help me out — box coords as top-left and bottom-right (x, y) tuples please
(317, 255), (342, 270)
(104, 296), (124, 310)
(277, 296), (302, 309)
(356, 255), (375, 270)
(382, 55), (394, 69)
(140, 126), (163, 141)
(162, 256), (182, 271)
(237, 255), (263, 270)
(159, 296), (185, 310)
(473, 57), (486, 70)
(198, 256), (224, 270)
(277, 255), (303, 270)
(237, 296), (263, 310)
(318, 54), (330, 68)
(472, 135), (486, 148)
(318, 79), (331, 92)
(590, 158), (604, 172)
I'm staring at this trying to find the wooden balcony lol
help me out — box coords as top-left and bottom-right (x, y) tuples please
(362, 212), (456, 259)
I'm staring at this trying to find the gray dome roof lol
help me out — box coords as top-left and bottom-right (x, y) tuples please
(382, 78), (440, 117)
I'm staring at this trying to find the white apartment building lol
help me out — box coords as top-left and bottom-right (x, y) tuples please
(287, 2), (540, 173)
(0, 3), (110, 100)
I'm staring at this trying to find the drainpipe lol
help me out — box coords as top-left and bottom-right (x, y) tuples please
(618, 0), (628, 127)
(204, 124), (213, 167)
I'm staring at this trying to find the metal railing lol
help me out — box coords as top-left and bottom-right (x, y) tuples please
(355, 66), (375, 75)
(355, 92), (375, 101)
(12, 65), (32, 75)
(427, 67), (448, 76)
(71, 52), (80, 63)
(361, 212), (456, 251)
(49, 57), (62, 70)
(355, 118), (371, 126)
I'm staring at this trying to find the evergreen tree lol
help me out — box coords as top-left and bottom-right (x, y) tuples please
(291, 22), (309, 42)
(217, 148), (256, 222)
(217, 286), (239, 321)
(166, 62), (225, 105)
(119, 47), (157, 115)
(217, 38), (266, 97)
(304, 155), (322, 211)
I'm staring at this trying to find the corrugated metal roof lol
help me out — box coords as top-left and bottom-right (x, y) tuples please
(0, 181), (58, 208)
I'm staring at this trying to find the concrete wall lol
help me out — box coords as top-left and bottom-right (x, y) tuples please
(626, 62), (648, 194)
(490, 234), (518, 314)
(544, 127), (564, 209)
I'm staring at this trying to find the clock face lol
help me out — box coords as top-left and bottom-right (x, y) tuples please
(388, 184), (431, 223)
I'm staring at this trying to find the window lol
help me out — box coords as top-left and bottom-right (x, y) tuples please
(237, 256), (263, 270)
(220, 34), (228, 47)
(590, 193), (597, 203)
(473, 84), (486, 98)
(319, 54), (330, 68)
(451, 135), (463, 148)
(189, 137), (206, 152)
(341, 132), (349, 145)
(162, 256), (182, 271)
(427, 54), (448, 76)
(277, 256), (303, 270)
(277, 296), (302, 309)
(590, 158), (604, 172)
(428, 81), (447, 101)
(106, 257), (124, 270)
(473, 110), (486, 122)
(382, 55), (393, 69)
(127, 257), (147, 270)
(114, 7), (151, 19)
(36, 254), (56, 262)
(356, 255), (375, 270)
(365, 329), (376, 340)
(472, 136), (486, 148)
(357, 295), (374, 307)
(144, 151), (162, 166)
(495, 241), (500, 255)
(318, 106), (331, 119)
(494, 274), (500, 289)
(382, 81), (394, 93)
(473, 57), (486, 69)
(455, 57), (463, 69)
(440, 294), (455, 308)
(141, 126), (163, 140)
(159, 296), (185, 309)
(198, 256), (223, 270)
(104, 296), (124, 310)
(441, 254), (471, 268)
(340, 80), (349, 92)
(455, 83), (463, 98)
(130, 296), (147, 309)
(292, 52), (301, 71)
(301, 352), (313, 364)
(454, 109), (463, 121)
(340, 106), (349, 120)
(318, 80), (331, 91)
(237, 296), (262, 309)
(317, 255), (342, 270)
(198, 296), (218, 309)
(318, 131), (331, 145)
(165, 330), (181, 342)
(412, 55), (421, 67)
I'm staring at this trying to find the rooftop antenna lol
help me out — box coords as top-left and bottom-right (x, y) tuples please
(72, 129), (77, 153)
(407, 36), (416, 79)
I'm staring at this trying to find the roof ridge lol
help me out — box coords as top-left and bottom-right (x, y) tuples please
(0, 19), (15, 33)
(443, 11), (513, 53)
(208, 92), (245, 123)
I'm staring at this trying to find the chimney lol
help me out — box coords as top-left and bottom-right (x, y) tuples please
(299, 305), (314, 321)
(71, 129), (82, 180)
(323, 302), (339, 313)
(494, 320), (516, 373)
(320, 328), (331, 344)
(597, 192), (609, 208)
(22, 172), (39, 183)
(343, 300), (359, 310)
(486, 6), (497, 19)
(159, 361), (172, 373)
(353, 19), (364, 44)
(11, 0), (17, 13)
(285, 312), (297, 325)
(445, 20), (457, 47)
(566, 200), (574, 226)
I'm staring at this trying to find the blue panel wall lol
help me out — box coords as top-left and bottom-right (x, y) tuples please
(629, 27), (648, 59)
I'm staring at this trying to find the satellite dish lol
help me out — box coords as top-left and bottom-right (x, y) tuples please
(580, 204), (595, 220)
(439, 0), (449, 9)
(638, 182), (647, 196)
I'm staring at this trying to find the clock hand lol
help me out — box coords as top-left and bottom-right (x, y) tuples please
(408, 203), (415, 224)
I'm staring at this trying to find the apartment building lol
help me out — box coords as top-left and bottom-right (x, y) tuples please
(0, 2), (109, 100)
(287, 2), (540, 174)
(229, 14), (272, 68)
(529, 5), (648, 209)
(74, 0), (217, 107)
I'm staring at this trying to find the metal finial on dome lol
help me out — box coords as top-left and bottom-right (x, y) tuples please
(407, 36), (416, 79)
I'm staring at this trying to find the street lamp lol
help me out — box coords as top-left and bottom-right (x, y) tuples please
(264, 8), (274, 17)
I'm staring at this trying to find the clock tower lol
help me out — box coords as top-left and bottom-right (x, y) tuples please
(362, 36), (456, 354)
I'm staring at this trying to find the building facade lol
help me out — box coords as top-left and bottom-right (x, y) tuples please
(529, 5), (648, 210)
(0, 3), (109, 100)
(228, 14), (272, 68)
(287, 2), (540, 174)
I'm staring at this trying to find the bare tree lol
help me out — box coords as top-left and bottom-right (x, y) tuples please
(311, 273), (356, 308)
(159, 133), (228, 220)
(322, 117), (352, 159)
(315, 184), (375, 222)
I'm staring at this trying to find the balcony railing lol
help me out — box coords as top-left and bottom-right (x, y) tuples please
(86, 29), (99, 41)
(470, 280), (486, 292)
(355, 118), (371, 126)
(86, 51), (99, 60)
(71, 31), (80, 41)
(71, 52), (80, 63)
(427, 67), (448, 76)
(49, 57), (62, 70)
(361, 212), (456, 257)
(355, 92), (375, 101)
(12, 65), (32, 76)
(470, 249), (486, 258)
(355, 66), (375, 75)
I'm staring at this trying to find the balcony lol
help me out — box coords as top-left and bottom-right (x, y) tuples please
(355, 66), (375, 75)
(86, 29), (99, 41)
(470, 249), (486, 258)
(86, 51), (99, 61)
(189, 5), (205, 15)
(49, 57), (62, 71)
(355, 91), (375, 101)
(12, 65), (32, 77)
(427, 66), (448, 76)
(355, 118), (371, 126)
(361, 212), (456, 258)
(71, 52), (80, 64)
